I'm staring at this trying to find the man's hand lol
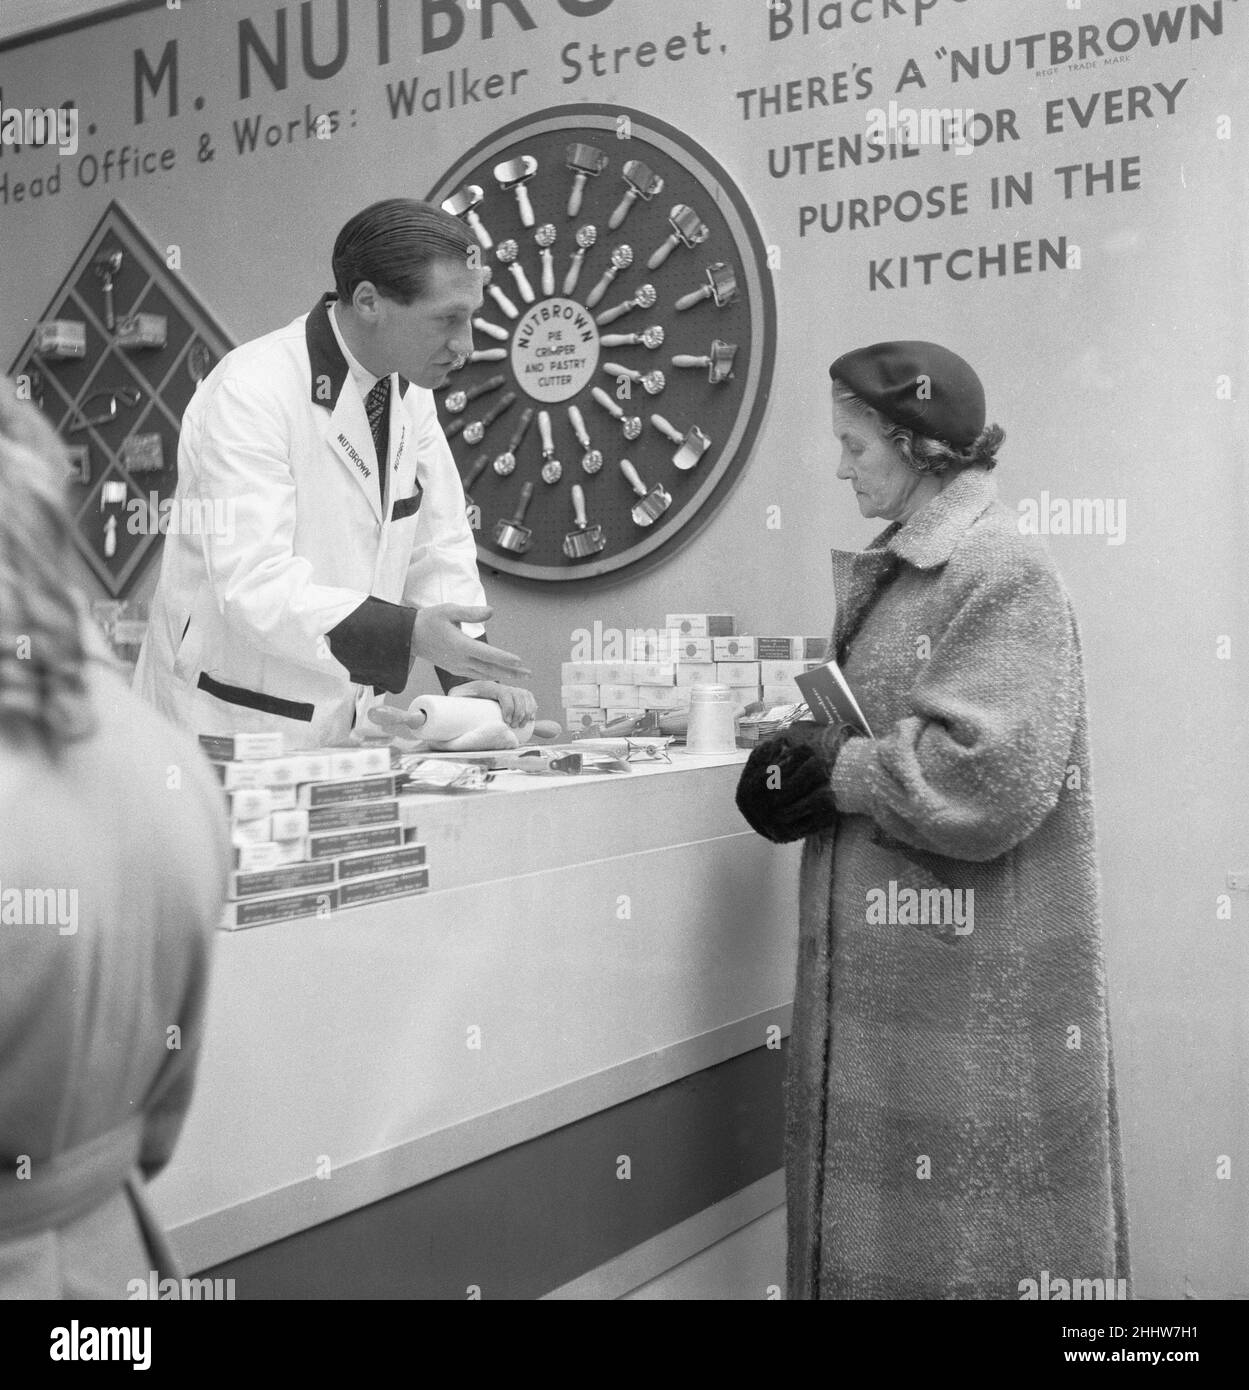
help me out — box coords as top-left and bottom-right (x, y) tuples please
(410, 605), (531, 682)
(450, 680), (537, 729)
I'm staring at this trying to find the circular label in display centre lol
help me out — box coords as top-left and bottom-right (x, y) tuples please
(510, 296), (600, 404)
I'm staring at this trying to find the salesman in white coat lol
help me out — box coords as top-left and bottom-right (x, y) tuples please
(135, 198), (533, 749)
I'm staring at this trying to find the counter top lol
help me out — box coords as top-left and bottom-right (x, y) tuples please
(151, 751), (799, 1274)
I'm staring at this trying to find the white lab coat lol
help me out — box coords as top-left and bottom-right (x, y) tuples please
(134, 296), (486, 749)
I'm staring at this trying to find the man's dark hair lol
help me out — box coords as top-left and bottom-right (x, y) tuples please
(332, 198), (476, 305)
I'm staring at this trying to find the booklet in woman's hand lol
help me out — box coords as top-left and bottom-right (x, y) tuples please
(793, 659), (874, 737)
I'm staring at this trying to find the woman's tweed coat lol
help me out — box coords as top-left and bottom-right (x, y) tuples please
(787, 467), (1130, 1300)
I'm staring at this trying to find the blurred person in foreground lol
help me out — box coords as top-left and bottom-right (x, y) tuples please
(0, 377), (229, 1299)
(736, 342), (1130, 1300)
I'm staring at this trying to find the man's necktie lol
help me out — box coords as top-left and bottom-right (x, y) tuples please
(365, 375), (390, 503)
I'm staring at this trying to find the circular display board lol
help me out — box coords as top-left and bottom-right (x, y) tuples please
(426, 104), (775, 583)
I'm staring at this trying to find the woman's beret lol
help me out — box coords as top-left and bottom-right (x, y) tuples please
(829, 340), (986, 447)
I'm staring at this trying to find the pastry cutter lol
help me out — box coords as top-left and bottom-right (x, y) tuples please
(494, 155), (538, 227)
(609, 159), (664, 230)
(493, 480), (535, 553)
(565, 143), (608, 218)
(619, 458), (672, 525)
(441, 185), (493, 248)
(562, 483), (606, 559)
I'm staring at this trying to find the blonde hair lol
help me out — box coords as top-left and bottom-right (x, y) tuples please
(0, 375), (97, 751)
(831, 379), (1004, 475)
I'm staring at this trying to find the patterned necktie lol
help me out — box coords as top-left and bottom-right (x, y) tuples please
(365, 375), (390, 465)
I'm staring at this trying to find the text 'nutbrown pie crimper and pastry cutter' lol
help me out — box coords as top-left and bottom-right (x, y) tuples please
(562, 483), (606, 559)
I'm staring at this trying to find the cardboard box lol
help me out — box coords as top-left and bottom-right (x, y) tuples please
(597, 685), (640, 709)
(754, 636), (804, 661)
(228, 788), (274, 822)
(595, 662), (639, 686)
(270, 809), (310, 841)
(560, 684), (600, 707)
(804, 637), (828, 660)
(629, 661), (676, 685)
(34, 319), (85, 358)
(268, 785), (298, 810)
(222, 885), (339, 931)
(674, 663), (719, 687)
(674, 637), (713, 663)
(665, 614), (735, 637)
(730, 685), (764, 707)
(565, 707), (605, 730)
(716, 662), (760, 686)
(759, 660), (810, 686)
(762, 684), (805, 707)
(336, 844), (427, 881)
(338, 867), (430, 910)
(230, 859), (336, 902)
(297, 775), (400, 808)
(115, 312), (167, 350)
(327, 746), (392, 780)
(636, 685), (686, 709)
(560, 662), (601, 685)
(306, 799), (400, 833)
(230, 816), (272, 848)
(201, 732), (286, 762)
(232, 842), (281, 873)
(308, 823), (404, 860)
(712, 637), (757, 661)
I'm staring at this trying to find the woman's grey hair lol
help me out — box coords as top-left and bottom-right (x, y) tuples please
(0, 375), (97, 752)
(831, 379), (1005, 475)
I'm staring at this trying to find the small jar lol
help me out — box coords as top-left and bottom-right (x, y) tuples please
(685, 683), (738, 754)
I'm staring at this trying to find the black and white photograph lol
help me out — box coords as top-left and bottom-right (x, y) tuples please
(0, 0), (1243, 1360)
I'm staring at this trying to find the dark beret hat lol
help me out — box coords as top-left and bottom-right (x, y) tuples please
(829, 340), (986, 448)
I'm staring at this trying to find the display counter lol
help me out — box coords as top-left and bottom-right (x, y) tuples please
(149, 749), (800, 1298)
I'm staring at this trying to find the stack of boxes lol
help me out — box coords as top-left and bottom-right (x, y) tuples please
(202, 732), (429, 931)
(561, 615), (828, 731)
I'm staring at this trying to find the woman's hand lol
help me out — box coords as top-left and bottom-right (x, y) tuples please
(735, 731), (843, 844)
(450, 680), (537, 729)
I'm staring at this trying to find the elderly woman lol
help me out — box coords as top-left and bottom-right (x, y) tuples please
(736, 341), (1130, 1300)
